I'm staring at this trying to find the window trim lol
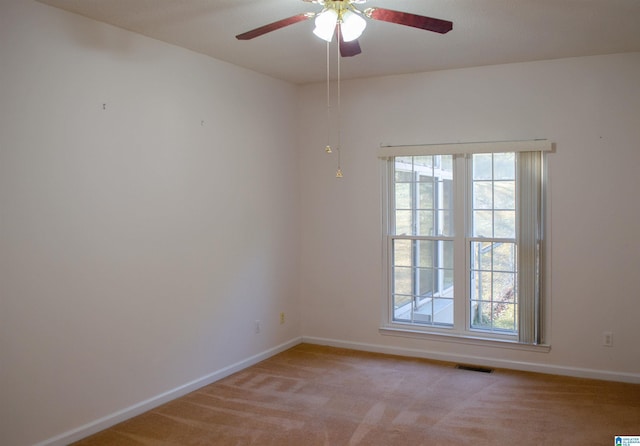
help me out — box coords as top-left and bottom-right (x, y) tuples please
(379, 140), (553, 348)
(378, 325), (551, 352)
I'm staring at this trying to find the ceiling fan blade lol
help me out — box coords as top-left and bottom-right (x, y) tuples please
(236, 13), (314, 40)
(365, 8), (453, 34)
(338, 28), (362, 57)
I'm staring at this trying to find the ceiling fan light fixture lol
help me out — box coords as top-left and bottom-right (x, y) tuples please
(313, 9), (338, 42)
(340, 9), (367, 42)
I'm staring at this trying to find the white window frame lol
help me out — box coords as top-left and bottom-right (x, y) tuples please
(379, 140), (552, 350)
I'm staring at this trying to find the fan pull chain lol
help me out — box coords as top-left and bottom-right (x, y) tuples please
(335, 26), (343, 178)
(325, 40), (332, 154)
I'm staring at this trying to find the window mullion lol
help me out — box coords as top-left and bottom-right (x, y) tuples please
(453, 154), (468, 332)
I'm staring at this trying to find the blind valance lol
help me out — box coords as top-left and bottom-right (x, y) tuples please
(377, 139), (553, 159)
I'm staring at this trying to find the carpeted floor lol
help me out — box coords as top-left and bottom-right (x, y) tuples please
(73, 344), (640, 445)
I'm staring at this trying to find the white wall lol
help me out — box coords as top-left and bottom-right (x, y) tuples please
(298, 53), (640, 380)
(0, 1), (301, 445)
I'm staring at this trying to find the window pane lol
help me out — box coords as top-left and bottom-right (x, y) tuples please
(469, 239), (518, 333)
(414, 155), (433, 169)
(418, 182), (434, 209)
(480, 271), (493, 301)
(418, 268), (434, 295)
(494, 210), (515, 238)
(473, 181), (493, 209)
(493, 152), (515, 180)
(395, 210), (412, 235)
(473, 211), (493, 237)
(440, 155), (452, 172)
(471, 271), (492, 301)
(395, 183), (411, 209)
(417, 210), (434, 236)
(471, 241), (493, 271)
(493, 272), (515, 302)
(441, 179), (453, 210)
(473, 153), (492, 180)
(471, 301), (492, 329)
(393, 294), (411, 315)
(443, 269), (454, 290)
(493, 303), (517, 331)
(438, 210), (452, 236)
(413, 295), (454, 326)
(393, 155), (454, 238)
(390, 231), (454, 327)
(417, 240), (434, 268)
(393, 266), (412, 296)
(433, 298), (454, 324)
(441, 240), (454, 269)
(395, 157), (413, 182)
(471, 153), (516, 240)
(395, 171), (412, 182)
(413, 302), (433, 324)
(492, 243), (516, 272)
(494, 181), (515, 209)
(393, 239), (412, 266)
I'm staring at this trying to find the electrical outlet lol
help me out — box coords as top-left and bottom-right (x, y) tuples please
(255, 320), (261, 334)
(602, 331), (613, 347)
(280, 312), (285, 325)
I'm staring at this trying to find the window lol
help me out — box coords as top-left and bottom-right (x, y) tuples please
(380, 141), (551, 345)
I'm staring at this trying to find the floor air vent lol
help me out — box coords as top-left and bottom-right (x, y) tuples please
(455, 364), (494, 373)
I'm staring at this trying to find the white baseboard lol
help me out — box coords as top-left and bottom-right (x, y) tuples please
(36, 337), (303, 446)
(302, 336), (640, 384)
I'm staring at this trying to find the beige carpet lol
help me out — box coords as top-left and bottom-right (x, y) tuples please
(73, 344), (640, 445)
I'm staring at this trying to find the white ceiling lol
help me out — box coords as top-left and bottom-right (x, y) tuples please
(37, 0), (640, 84)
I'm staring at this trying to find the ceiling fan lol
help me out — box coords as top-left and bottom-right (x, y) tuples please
(236, 0), (453, 57)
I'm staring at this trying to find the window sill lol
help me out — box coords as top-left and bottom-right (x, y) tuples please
(379, 325), (551, 353)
